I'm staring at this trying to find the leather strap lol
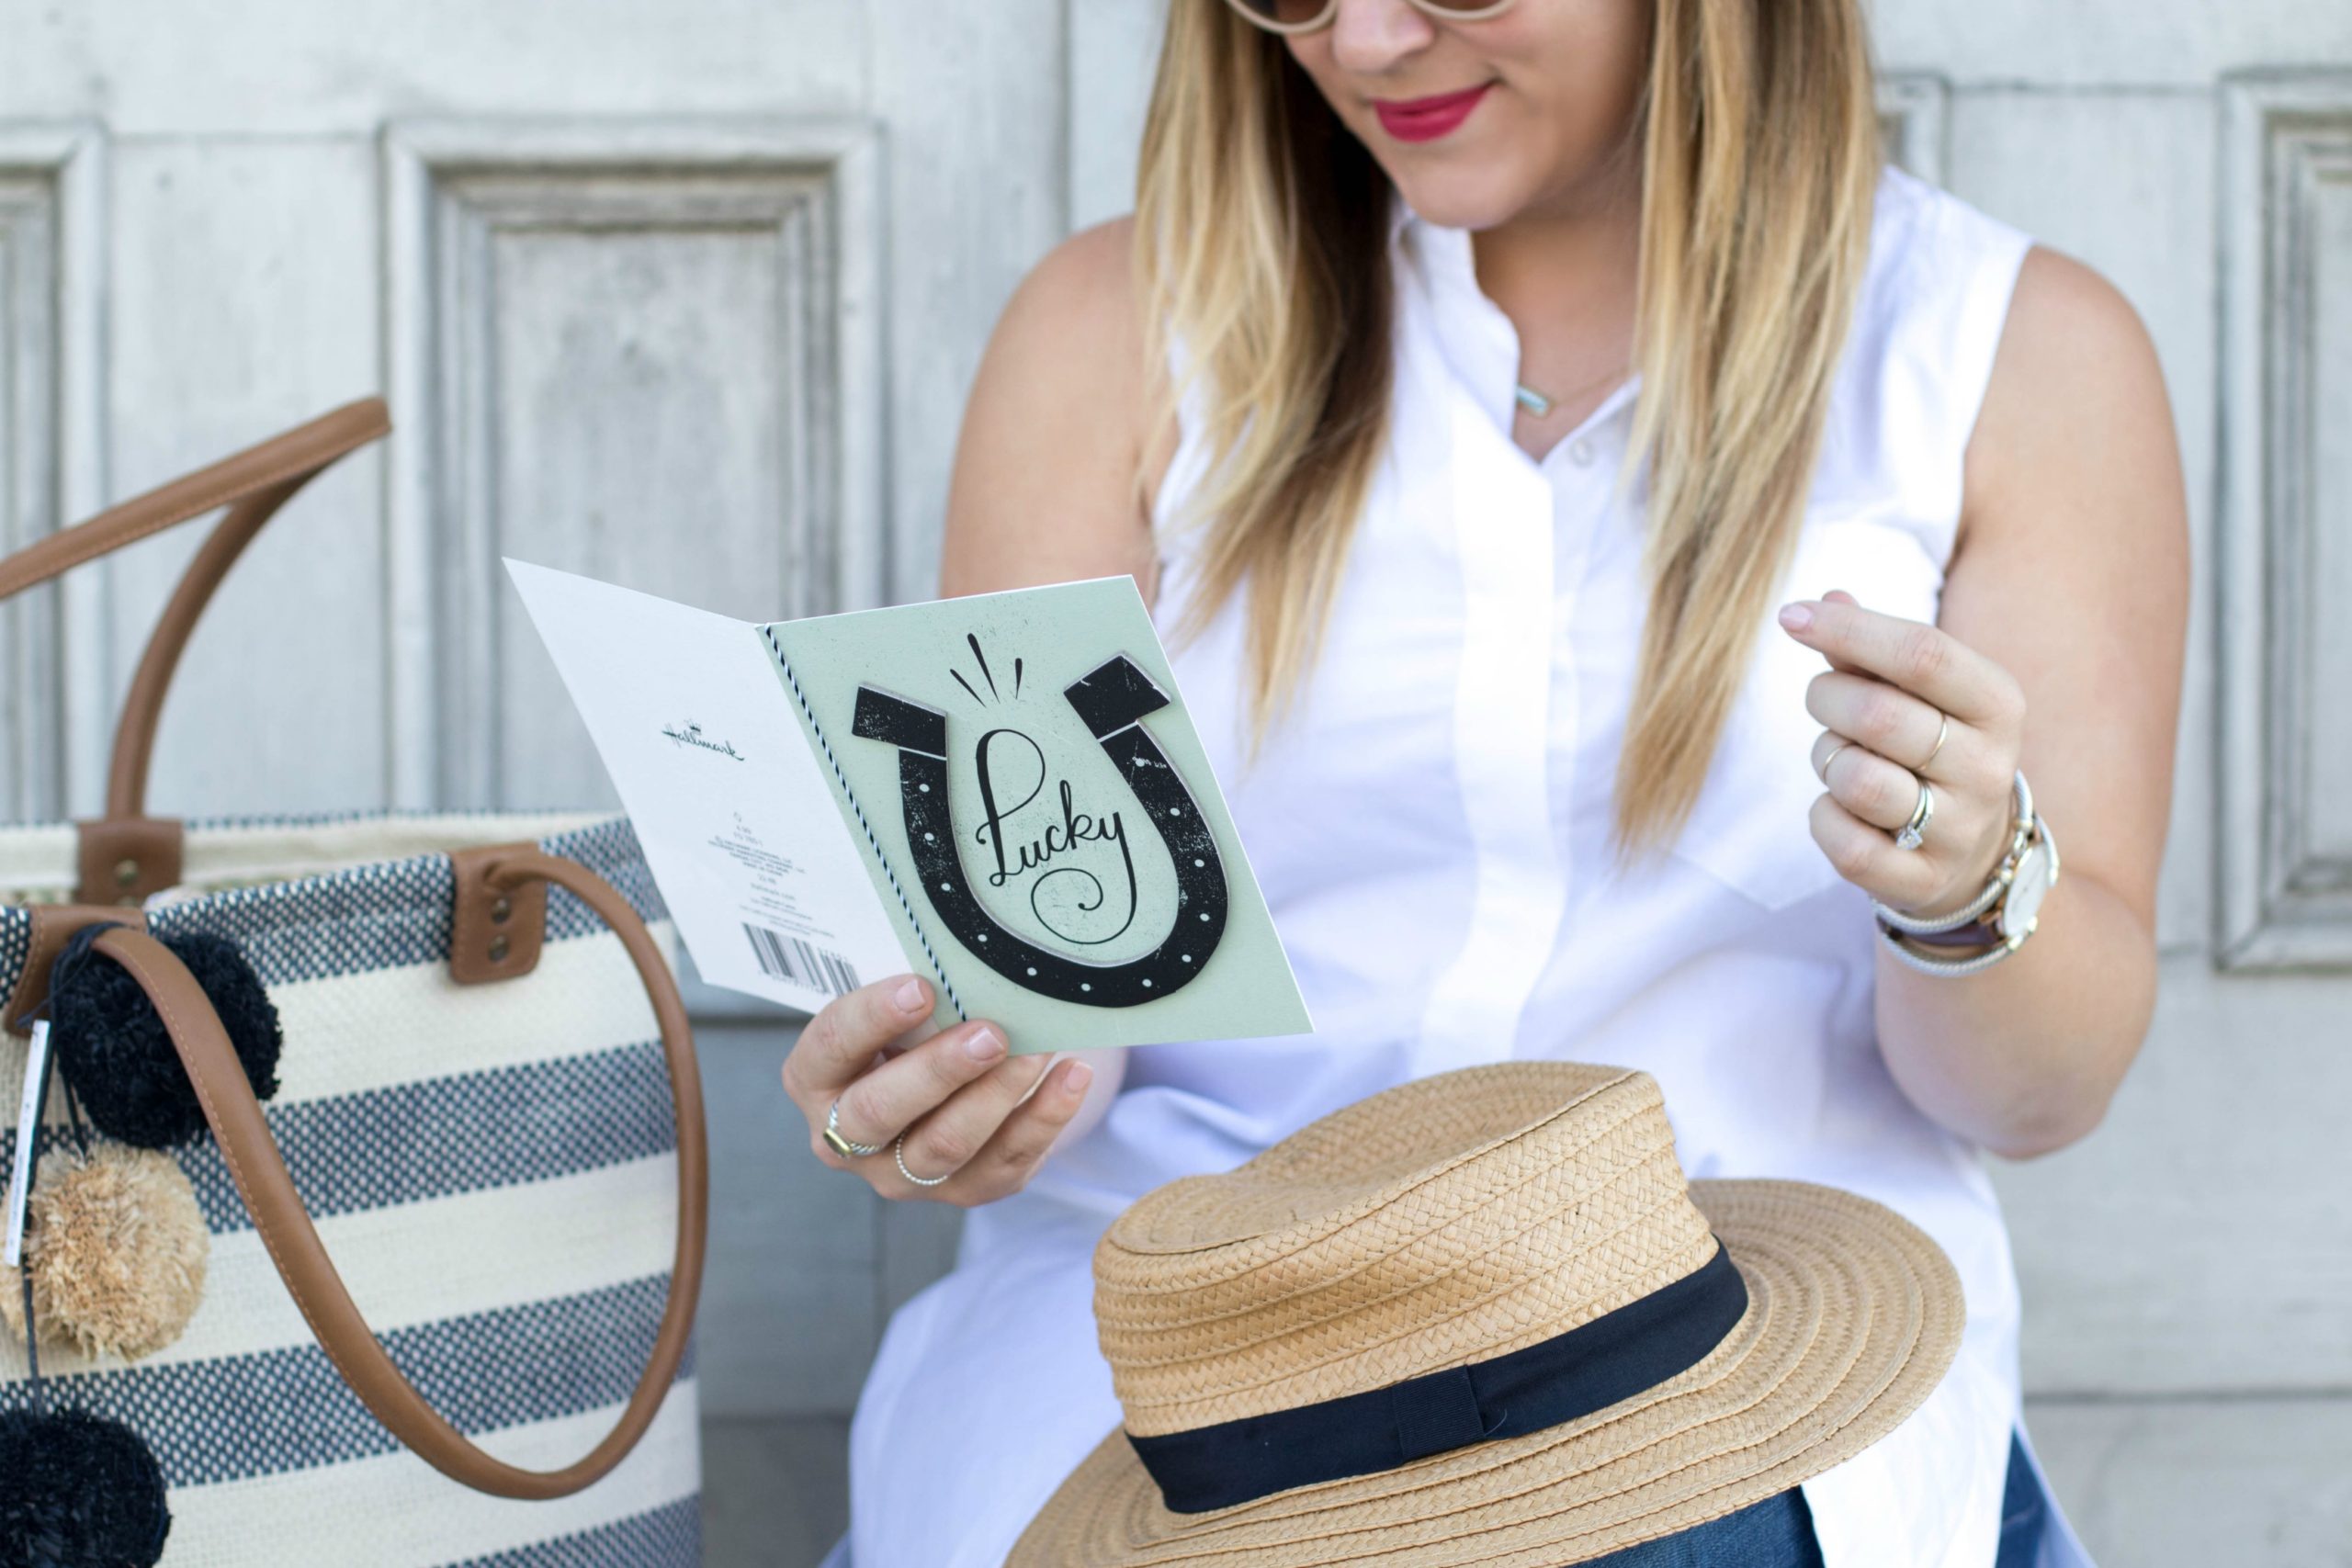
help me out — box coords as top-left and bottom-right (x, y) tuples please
(0, 398), (390, 901)
(2, 903), (151, 1038)
(84, 848), (707, 1499)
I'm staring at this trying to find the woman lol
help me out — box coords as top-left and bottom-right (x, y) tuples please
(794, 0), (2186, 1563)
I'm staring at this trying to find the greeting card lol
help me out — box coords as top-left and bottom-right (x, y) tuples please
(506, 559), (1312, 1054)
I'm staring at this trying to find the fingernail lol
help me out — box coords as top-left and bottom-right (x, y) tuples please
(962, 1025), (1004, 1062)
(1778, 601), (1814, 631)
(1064, 1062), (1094, 1095)
(895, 977), (927, 1012)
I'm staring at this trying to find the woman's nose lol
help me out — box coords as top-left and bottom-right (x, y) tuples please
(1326, 0), (1441, 73)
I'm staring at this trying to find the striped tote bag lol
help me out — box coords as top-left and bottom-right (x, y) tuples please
(0, 400), (707, 1565)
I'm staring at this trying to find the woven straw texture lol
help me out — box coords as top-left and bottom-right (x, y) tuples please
(1010, 1060), (1962, 1567)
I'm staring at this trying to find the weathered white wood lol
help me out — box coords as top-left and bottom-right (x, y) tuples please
(381, 118), (885, 816)
(0, 148), (64, 821)
(2024, 1395), (2352, 1567)
(1067, 0), (1163, 232)
(0, 2), (868, 137)
(692, 1023), (881, 1416)
(1879, 73), (1950, 184)
(0, 0), (2313, 118)
(869, 0), (1069, 605)
(1947, 87), (2220, 957)
(1991, 953), (2352, 1393)
(104, 138), (383, 819)
(701, 1415), (850, 1567)
(0, 123), (105, 824)
(1871, 2), (2352, 87)
(2215, 73), (2352, 969)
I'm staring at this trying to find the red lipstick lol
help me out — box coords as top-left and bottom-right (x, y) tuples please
(1372, 82), (1494, 143)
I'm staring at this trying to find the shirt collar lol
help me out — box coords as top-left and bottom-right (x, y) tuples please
(1387, 186), (1642, 453)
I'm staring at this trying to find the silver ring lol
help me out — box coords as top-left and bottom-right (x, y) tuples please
(1892, 777), (1934, 851)
(1917, 710), (1951, 772)
(1819, 739), (1858, 784)
(896, 1131), (951, 1187)
(822, 1098), (885, 1159)
(1874, 770), (2034, 931)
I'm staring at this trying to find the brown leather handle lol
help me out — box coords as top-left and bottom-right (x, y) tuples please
(87, 848), (708, 1500)
(0, 397), (390, 823)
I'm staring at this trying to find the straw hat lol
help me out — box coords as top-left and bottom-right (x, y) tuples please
(1010, 1060), (1963, 1566)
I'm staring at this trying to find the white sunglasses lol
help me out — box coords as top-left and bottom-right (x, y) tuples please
(1220, 0), (1519, 35)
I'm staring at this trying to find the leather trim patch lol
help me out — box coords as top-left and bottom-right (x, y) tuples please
(4, 903), (152, 1036)
(74, 816), (185, 908)
(448, 843), (548, 986)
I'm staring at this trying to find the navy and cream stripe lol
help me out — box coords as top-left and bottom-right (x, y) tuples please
(131, 818), (667, 991)
(0, 812), (699, 1566)
(0, 1040), (676, 1235)
(0, 907), (28, 1010)
(0, 818), (663, 996)
(442, 1495), (702, 1568)
(0, 1276), (692, 1489)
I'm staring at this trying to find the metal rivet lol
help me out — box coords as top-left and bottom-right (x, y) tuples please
(488, 934), (511, 963)
(114, 858), (140, 887)
(490, 896), (513, 924)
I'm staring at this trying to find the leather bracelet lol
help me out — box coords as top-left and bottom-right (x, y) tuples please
(1876, 921), (2015, 977)
(1905, 919), (2000, 948)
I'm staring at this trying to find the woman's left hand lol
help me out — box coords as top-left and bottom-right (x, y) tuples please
(1777, 587), (2024, 920)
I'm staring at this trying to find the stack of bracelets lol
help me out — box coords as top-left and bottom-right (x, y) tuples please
(1871, 769), (2059, 977)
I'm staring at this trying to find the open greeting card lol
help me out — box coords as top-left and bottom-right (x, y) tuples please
(506, 559), (1313, 1055)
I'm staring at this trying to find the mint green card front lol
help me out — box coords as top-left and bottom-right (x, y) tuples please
(762, 575), (1312, 1055)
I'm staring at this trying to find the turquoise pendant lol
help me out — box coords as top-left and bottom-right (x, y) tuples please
(1513, 383), (1552, 417)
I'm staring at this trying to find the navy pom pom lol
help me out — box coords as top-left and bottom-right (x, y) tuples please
(0, 1407), (170, 1567)
(48, 925), (281, 1151)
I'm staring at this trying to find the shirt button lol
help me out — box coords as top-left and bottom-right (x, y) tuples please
(1567, 437), (1596, 467)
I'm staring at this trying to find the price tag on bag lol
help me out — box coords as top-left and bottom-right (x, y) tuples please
(6, 1019), (54, 1268)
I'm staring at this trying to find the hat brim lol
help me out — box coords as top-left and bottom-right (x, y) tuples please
(1008, 1178), (1963, 1567)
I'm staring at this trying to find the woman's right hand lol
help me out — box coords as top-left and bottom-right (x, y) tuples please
(783, 972), (1096, 1205)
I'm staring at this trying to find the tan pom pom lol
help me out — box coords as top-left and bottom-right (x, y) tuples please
(0, 1142), (209, 1362)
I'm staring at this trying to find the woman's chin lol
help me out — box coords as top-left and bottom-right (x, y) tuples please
(1384, 169), (1538, 234)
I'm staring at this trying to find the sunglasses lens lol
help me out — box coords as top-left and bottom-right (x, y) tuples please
(1227, 0), (1511, 27)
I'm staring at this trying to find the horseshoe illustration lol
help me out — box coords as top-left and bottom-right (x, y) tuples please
(850, 654), (1228, 1007)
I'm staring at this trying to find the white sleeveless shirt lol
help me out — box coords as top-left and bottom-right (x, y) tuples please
(835, 162), (2096, 1568)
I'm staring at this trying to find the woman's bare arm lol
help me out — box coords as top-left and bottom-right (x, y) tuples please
(1866, 244), (2189, 1158)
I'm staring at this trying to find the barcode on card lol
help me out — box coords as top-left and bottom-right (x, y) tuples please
(743, 923), (862, 997)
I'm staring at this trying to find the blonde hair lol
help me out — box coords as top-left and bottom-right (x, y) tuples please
(1134, 0), (1883, 874)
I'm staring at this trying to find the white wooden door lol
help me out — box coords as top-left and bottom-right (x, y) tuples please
(3, 2), (2348, 1561)
(0, 3), (1067, 1558)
